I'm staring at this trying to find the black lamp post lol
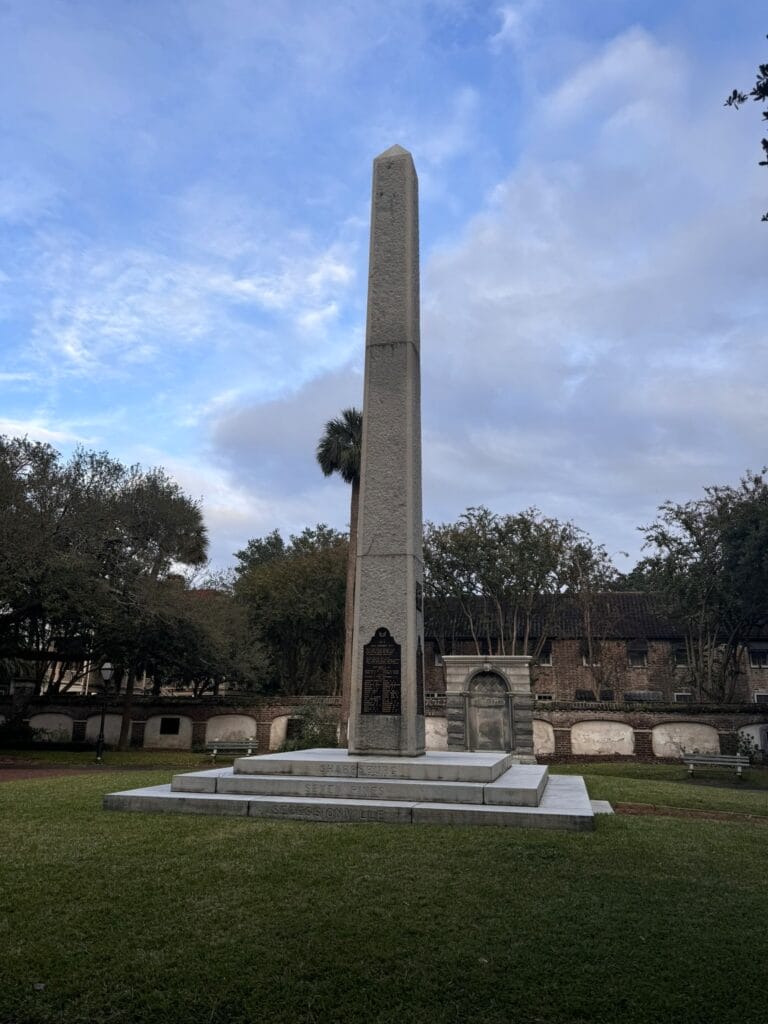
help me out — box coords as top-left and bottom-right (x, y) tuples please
(95, 662), (113, 764)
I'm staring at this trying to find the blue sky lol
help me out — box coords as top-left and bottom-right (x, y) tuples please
(1, 1), (765, 571)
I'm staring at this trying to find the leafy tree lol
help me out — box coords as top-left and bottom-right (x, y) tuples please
(139, 578), (263, 699)
(316, 407), (362, 737)
(559, 536), (622, 695)
(725, 36), (768, 221)
(235, 526), (347, 695)
(0, 437), (208, 745)
(638, 469), (768, 701)
(0, 439), (126, 691)
(424, 507), (617, 667)
(234, 529), (286, 574)
(91, 466), (207, 747)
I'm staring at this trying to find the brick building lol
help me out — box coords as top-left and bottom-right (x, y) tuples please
(423, 591), (768, 705)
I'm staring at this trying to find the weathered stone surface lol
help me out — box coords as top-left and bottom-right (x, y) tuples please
(590, 800), (615, 814)
(218, 772), (483, 804)
(412, 803), (593, 830)
(231, 749), (513, 782)
(246, 796), (414, 824)
(234, 750), (359, 778)
(103, 751), (595, 830)
(414, 775), (594, 830)
(348, 145), (425, 758)
(104, 785), (249, 815)
(483, 764), (549, 806)
(171, 769), (228, 793)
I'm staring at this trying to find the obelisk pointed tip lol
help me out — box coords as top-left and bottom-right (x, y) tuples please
(375, 143), (412, 160)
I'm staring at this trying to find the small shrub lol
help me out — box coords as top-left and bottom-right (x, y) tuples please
(279, 705), (340, 751)
(0, 716), (39, 749)
(737, 733), (764, 764)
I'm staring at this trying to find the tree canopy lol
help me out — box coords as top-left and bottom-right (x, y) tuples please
(424, 506), (618, 661)
(637, 469), (768, 701)
(234, 525), (347, 695)
(0, 436), (208, 695)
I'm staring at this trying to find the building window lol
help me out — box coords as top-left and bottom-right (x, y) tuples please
(580, 639), (600, 667)
(159, 717), (180, 736)
(575, 689), (596, 702)
(673, 645), (689, 667)
(535, 693), (553, 701)
(674, 692), (694, 703)
(537, 640), (552, 667)
(753, 693), (768, 704)
(749, 647), (768, 669)
(599, 689), (614, 702)
(627, 640), (648, 669)
(625, 690), (664, 703)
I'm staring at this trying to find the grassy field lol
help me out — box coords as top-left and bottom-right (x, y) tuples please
(558, 760), (768, 817)
(0, 748), (215, 770)
(1, 761), (767, 1024)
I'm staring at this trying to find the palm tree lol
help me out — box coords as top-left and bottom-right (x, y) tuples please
(316, 407), (362, 741)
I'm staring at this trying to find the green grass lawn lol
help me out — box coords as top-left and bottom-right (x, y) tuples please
(2, 763), (768, 1024)
(0, 748), (221, 770)
(554, 761), (768, 817)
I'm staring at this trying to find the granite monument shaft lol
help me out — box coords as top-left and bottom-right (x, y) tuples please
(348, 144), (426, 757)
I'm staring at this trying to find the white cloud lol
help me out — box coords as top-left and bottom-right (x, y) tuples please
(26, 227), (358, 381)
(420, 88), (480, 167)
(420, 27), (767, 562)
(0, 417), (90, 445)
(488, 2), (538, 53)
(0, 172), (60, 225)
(0, 372), (34, 382)
(544, 27), (684, 123)
(135, 367), (364, 566)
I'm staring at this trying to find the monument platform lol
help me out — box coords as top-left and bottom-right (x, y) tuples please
(104, 749), (596, 831)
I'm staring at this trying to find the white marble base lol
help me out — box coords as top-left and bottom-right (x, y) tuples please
(231, 749), (515, 782)
(104, 749), (596, 831)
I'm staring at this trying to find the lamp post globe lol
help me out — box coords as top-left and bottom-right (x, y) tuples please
(95, 662), (114, 763)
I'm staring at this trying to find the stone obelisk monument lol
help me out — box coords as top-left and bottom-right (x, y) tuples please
(347, 144), (426, 758)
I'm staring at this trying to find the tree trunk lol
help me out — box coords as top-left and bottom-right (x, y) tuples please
(339, 480), (359, 745)
(117, 666), (135, 751)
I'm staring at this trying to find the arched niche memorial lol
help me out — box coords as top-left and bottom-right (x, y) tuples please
(443, 655), (534, 756)
(652, 722), (720, 758)
(29, 712), (73, 742)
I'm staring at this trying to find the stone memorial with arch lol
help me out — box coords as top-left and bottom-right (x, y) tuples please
(443, 655), (535, 756)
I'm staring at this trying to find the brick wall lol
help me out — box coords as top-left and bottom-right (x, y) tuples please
(426, 637), (760, 703)
(5, 693), (766, 762)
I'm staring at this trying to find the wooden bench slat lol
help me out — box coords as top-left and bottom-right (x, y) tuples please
(681, 753), (749, 776)
(205, 740), (257, 762)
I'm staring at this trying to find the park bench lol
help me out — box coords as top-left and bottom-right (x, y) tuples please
(205, 739), (257, 763)
(682, 753), (749, 778)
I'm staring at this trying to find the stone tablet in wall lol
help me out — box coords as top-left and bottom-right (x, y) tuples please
(361, 628), (402, 715)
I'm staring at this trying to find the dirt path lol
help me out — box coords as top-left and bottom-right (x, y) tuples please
(615, 801), (768, 825)
(0, 765), (102, 782)
(0, 762), (184, 782)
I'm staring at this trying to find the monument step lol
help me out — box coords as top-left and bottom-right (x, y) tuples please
(231, 749), (515, 783)
(104, 774), (594, 831)
(170, 763), (550, 807)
